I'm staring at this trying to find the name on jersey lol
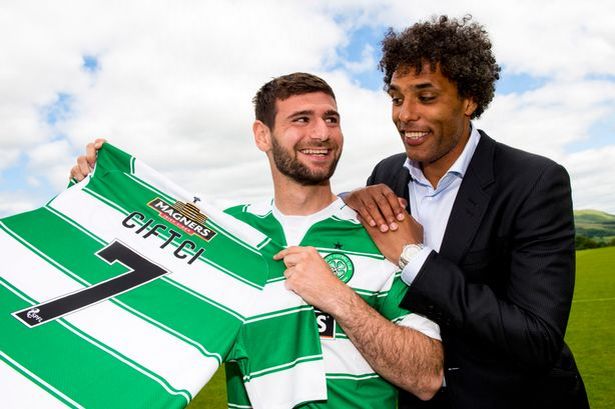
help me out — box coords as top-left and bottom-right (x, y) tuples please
(122, 209), (207, 265)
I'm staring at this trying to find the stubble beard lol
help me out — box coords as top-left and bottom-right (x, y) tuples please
(271, 136), (339, 186)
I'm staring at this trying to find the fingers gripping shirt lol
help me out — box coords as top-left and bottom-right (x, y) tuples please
(0, 143), (325, 409)
(224, 199), (441, 409)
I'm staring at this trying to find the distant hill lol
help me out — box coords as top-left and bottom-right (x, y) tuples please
(574, 209), (615, 240)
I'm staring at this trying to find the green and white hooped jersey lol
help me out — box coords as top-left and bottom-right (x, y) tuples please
(0, 144), (325, 409)
(225, 199), (441, 409)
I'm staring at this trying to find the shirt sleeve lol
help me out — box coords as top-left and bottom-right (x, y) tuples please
(400, 246), (432, 286)
(378, 265), (441, 341)
(229, 290), (327, 409)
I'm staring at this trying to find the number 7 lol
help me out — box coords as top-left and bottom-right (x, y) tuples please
(14, 240), (169, 328)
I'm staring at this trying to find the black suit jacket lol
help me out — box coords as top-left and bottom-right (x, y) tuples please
(367, 132), (588, 409)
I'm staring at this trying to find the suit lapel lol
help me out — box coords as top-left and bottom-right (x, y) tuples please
(395, 167), (411, 213)
(439, 132), (496, 263)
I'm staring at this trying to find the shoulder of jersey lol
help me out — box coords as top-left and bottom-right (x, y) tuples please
(224, 201), (273, 219)
(332, 201), (360, 225)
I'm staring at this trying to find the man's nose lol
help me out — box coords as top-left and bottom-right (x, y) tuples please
(397, 100), (420, 122)
(309, 119), (330, 141)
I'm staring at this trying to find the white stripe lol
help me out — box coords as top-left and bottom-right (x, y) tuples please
(244, 359), (327, 409)
(244, 305), (314, 324)
(0, 230), (219, 397)
(0, 229), (88, 303)
(0, 351), (84, 409)
(58, 320), (192, 404)
(398, 313), (442, 341)
(228, 404), (252, 409)
(48, 187), (268, 316)
(245, 354), (323, 379)
(317, 250), (398, 293)
(321, 338), (375, 376)
(241, 280), (310, 319)
(326, 373), (379, 381)
(315, 246), (384, 259)
(112, 297), (223, 363)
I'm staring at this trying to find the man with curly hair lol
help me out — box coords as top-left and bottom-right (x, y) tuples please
(344, 15), (589, 409)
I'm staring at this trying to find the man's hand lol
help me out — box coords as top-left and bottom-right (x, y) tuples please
(69, 138), (106, 181)
(362, 209), (424, 265)
(343, 185), (407, 232)
(274, 246), (356, 314)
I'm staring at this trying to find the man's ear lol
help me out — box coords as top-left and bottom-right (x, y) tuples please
(253, 120), (271, 152)
(464, 98), (478, 117)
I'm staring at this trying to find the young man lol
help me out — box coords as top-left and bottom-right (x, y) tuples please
(69, 73), (443, 407)
(344, 16), (589, 409)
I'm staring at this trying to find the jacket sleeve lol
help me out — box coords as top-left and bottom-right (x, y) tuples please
(401, 162), (576, 369)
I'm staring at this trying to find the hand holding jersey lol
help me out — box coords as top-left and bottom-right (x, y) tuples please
(276, 246), (355, 313)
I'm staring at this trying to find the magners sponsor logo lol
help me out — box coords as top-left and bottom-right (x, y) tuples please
(148, 198), (217, 241)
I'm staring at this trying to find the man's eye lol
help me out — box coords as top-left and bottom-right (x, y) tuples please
(419, 95), (436, 103)
(325, 117), (339, 124)
(391, 96), (403, 105)
(294, 117), (309, 123)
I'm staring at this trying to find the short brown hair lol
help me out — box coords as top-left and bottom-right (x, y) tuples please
(380, 15), (501, 119)
(254, 72), (336, 129)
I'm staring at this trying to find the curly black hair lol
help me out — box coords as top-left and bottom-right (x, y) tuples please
(379, 15), (501, 118)
(253, 72), (336, 129)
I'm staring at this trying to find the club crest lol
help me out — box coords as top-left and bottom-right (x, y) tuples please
(324, 252), (354, 283)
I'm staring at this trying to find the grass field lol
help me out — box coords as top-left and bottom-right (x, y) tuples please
(565, 246), (615, 409)
(189, 246), (615, 408)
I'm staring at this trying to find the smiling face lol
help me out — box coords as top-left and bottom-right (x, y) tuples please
(255, 91), (343, 186)
(388, 63), (477, 181)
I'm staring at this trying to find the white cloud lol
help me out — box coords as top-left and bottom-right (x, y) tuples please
(478, 79), (615, 161)
(564, 146), (615, 213)
(0, 191), (40, 216)
(0, 0), (614, 218)
(27, 139), (75, 192)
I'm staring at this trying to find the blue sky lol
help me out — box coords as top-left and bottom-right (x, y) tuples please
(1, 1), (614, 216)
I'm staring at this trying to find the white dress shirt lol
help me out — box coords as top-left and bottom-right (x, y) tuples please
(401, 125), (481, 286)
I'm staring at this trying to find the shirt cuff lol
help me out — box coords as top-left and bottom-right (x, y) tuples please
(400, 246), (432, 286)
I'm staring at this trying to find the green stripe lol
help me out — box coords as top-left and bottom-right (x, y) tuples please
(243, 354), (323, 381)
(124, 172), (175, 204)
(244, 305), (313, 323)
(111, 298), (223, 364)
(60, 319), (192, 403)
(0, 281), (189, 408)
(45, 205), (105, 244)
(314, 246), (385, 260)
(234, 309), (322, 375)
(0, 351), (83, 408)
(160, 276), (245, 321)
(326, 372), (379, 380)
(0, 220), (92, 287)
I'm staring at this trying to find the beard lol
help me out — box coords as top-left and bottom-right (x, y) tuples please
(271, 136), (340, 186)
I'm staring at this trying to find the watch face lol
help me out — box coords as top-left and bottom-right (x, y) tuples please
(400, 244), (423, 267)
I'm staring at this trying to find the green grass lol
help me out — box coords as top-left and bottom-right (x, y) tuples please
(187, 366), (226, 409)
(565, 246), (615, 409)
(187, 247), (615, 408)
